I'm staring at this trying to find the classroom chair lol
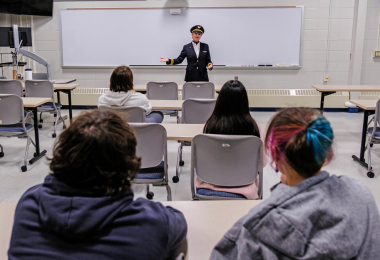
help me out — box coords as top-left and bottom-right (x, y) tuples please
(0, 80), (23, 96)
(191, 134), (263, 200)
(129, 123), (172, 201)
(182, 82), (215, 100)
(25, 80), (66, 138)
(366, 99), (380, 178)
(98, 105), (146, 122)
(0, 94), (35, 172)
(147, 81), (179, 118)
(32, 73), (48, 80)
(174, 99), (216, 183)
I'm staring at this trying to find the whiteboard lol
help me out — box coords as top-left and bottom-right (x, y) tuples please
(61, 8), (302, 67)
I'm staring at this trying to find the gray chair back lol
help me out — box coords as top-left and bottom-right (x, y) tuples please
(129, 123), (167, 169)
(98, 105), (146, 123)
(146, 82), (178, 100)
(0, 80), (23, 96)
(32, 73), (48, 80)
(0, 76), (6, 79)
(182, 82), (215, 100)
(0, 94), (24, 125)
(181, 99), (216, 124)
(25, 80), (54, 100)
(191, 134), (263, 198)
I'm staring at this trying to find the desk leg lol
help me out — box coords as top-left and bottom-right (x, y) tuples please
(57, 90), (61, 104)
(319, 92), (336, 114)
(352, 110), (374, 169)
(68, 90), (73, 120)
(29, 107), (47, 164)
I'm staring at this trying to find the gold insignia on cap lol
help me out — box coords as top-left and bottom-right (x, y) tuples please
(198, 26), (201, 28)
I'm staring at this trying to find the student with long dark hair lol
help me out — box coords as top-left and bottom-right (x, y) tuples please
(210, 108), (380, 259)
(197, 80), (266, 199)
(98, 66), (164, 123)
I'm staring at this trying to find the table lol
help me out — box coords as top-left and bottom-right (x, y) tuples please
(21, 97), (51, 164)
(162, 124), (204, 141)
(0, 200), (262, 260)
(348, 100), (376, 171)
(151, 100), (184, 110)
(21, 82), (79, 121)
(134, 84), (222, 92)
(311, 85), (380, 113)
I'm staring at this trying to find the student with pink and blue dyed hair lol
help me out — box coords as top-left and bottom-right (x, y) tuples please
(210, 107), (380, 260)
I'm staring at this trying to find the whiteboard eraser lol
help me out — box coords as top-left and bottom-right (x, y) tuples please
(275, 63), (287, 67)
(170, 9), (182, 15)
(289, 64), (299, 67)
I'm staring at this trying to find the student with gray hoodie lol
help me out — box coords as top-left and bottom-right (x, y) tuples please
(210, 107), (380, 260)
(98, 66), (164, 123)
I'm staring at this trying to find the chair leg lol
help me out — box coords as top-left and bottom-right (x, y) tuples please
(39, 112), (43, 123)
(146, 185), (154, 200)
(58, 108), (66, 129)
(21, 137), (32, 172)
(166, 184), (172, 201)
(0, 144), (4, 157)
(174, 144), (182, 183)
(52, 110), (59, 138)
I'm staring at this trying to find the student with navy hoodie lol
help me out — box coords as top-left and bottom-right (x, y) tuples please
(8, 110), (187, 260)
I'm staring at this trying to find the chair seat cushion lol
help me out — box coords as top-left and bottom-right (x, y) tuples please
(40, 102), (62, 109)
(136, 161), (165, 179)
(367, 127), (380, 138)
(196, 188), (246, 198)
(0, 123), (33, 132)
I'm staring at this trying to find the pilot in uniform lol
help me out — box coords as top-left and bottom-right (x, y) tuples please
(166, 25), (213, 82)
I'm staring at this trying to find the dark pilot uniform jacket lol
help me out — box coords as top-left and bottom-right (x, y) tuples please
(166, 42), (212, 82)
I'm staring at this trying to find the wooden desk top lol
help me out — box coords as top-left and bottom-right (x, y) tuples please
(349, 100), (377, 110)
(0, 200), (261, 260)
(162, 124), (204, 141)
(21, 97), (52, 108)
(312, 85), (380, 92)
(134, 85), (222, 92)
(19, 81), (79, 90)
(150, 100), (184, 110)
(162, 200), (262, 260)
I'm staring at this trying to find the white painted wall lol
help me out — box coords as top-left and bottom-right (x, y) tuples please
(361, 0), (380, 85)
(1, 0), (360, 89)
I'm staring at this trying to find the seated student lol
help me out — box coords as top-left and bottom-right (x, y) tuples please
(210, 107), (380, 259)
(8, 110), (187, 260)
(197, 80), (266, 199)
(98, 65), (164, 123)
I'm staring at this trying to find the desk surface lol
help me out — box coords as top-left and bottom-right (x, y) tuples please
(134, 85), (222, 92)
(162, 200), (262, 260)
(19, 81), (79, 90)
(349, 100), (377, 110)
(312, 85), (380, 92)
(162, 124), (204, 141)
(21, 97), (52, 108)
(150, 100), (184, 110)
(0, 200), (261, 260)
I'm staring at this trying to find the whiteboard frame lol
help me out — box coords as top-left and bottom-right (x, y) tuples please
(60, 6), (304, 69)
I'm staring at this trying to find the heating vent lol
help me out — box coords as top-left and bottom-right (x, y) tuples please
(359, 92), (380, 101)
(55, 88), (349, 108)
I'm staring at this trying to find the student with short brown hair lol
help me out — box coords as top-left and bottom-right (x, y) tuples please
(98, 65), (164, 123)
(8, 110), (187, 260)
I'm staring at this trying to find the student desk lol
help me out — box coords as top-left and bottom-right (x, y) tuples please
(162, 124), (204, 141)
(311, 85), (380, 113)
(348, 100), (376, 170)
(0, 200), (262, 260)
(21, 82), (80, 121)
(151, 100), (184, 110)
(21, 97), (52, 164)
(134, 85), (222, 93)
(162, 200), (262, 260)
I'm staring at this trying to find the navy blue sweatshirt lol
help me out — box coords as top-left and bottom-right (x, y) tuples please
(8, 175), (187, 260)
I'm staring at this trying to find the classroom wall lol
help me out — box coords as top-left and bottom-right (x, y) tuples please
(0, 0), (360, 89)
(361, 0), (380, 85)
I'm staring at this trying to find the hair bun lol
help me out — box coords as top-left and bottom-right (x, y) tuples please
(306, 116), (334, 164)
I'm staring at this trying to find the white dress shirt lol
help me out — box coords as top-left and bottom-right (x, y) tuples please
(192, 41), (200, 58)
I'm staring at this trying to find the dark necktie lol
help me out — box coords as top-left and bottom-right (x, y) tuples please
(193, 41), (199, 45)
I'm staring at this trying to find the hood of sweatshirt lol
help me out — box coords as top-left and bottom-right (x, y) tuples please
(38, 175), (133, 240)
(99, 91), (133, 106)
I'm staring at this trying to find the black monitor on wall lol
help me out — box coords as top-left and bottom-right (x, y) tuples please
(0, 0), (53, 17)
(0, 27), (32, 48)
